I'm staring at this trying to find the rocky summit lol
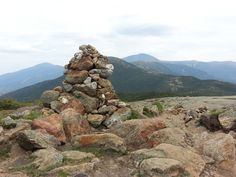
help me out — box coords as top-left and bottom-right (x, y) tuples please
(0, 45), (236, 177)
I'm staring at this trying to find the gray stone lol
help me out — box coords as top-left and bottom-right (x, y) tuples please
(105, 64), (114, 70)
(194, 132), (236, 171)
(87, 114), (105, 127)
(148, 128), (189, 147)
(48, 163), (95, 176)
(103, 107), (132, 128)
(50, 100), (62, 113)
(154, 143), (206, 177)
(219, 107), (236, 130)
(107, 99), (120, 106)
(75, 82), (97, 97)
(130, 148), (166, 167)
(9, 106), (40, 119)
(98, 105), (117, 115)
(41, 90), (60, 107)
(62, 150), (95, 162)
(73, 91), (99, 113)
(89, 68), (112, 79)
(83, 77), (92, 84)
(94, 57), (109, 69)
(63, 81), (73, 92)
(2, 116), (17, 129)
(32, 148), (63, 171)
(17, 130), (60, 151)
(139, 158), (186, 177)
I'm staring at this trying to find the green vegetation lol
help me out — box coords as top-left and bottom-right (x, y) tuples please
(21, 111), (42, 120)
(0, 144), (11, 160)
(0, 98), (29, 110)
(127, 110), (142, 120)
(0, 110), (13, 120)
(19, 164), (42, 177)
(153, 100), (164, 113)
(62, 157), (77, 166)
(72, 146), (126, 157)
(58, 171), (69, 177)
(143, 107), (157, 118)
(210, 108), (226, 116)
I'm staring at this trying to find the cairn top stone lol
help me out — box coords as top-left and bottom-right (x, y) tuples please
(66, 45), (110, 73)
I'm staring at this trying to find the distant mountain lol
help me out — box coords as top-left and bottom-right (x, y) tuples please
(0, 63), (64, 95)
(123, 53), (159, 62)
(160, 61), (214, 80)
(123, 54), (220, 81)
(2, 57), (236, 102)
(172, 61), (236, 84)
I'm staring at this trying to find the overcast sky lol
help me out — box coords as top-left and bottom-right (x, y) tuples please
(0, 0), (236, 74)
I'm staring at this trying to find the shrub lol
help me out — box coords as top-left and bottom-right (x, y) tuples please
(0, 99), (27, 110)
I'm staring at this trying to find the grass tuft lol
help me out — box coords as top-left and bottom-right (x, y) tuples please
(153, 100), (164, 113)
(127, 110), (142, 120)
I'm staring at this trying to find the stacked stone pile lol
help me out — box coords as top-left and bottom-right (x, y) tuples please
(40, 45), (131, 131)
(64, 44), (118, 109)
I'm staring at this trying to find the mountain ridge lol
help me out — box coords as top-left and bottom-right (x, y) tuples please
(124, 53), (236, 83)
(2, 57), (236, 102)
(0, 63), (64, 95)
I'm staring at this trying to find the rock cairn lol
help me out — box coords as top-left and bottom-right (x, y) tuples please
(40, 45), (131, 131)
(64, 44), (117, 107)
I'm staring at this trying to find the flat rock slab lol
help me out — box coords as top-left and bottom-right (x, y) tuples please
(48, 163), (95, 176)
(72, 133), (127, 153)
(32, 113), (66, 143)
(154, 143), (206, 177)
(112, 118), (166, 149)
(131, 143), (205, 177)
(62, 150), (95, 163)
(17, 130), (61, 151)
(139, 157), (186, 177)
(32, 148), (63, 171)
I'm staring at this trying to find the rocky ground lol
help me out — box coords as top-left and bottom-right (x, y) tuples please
(0, 45), (236, 177)
(0, 95), (235, 177)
